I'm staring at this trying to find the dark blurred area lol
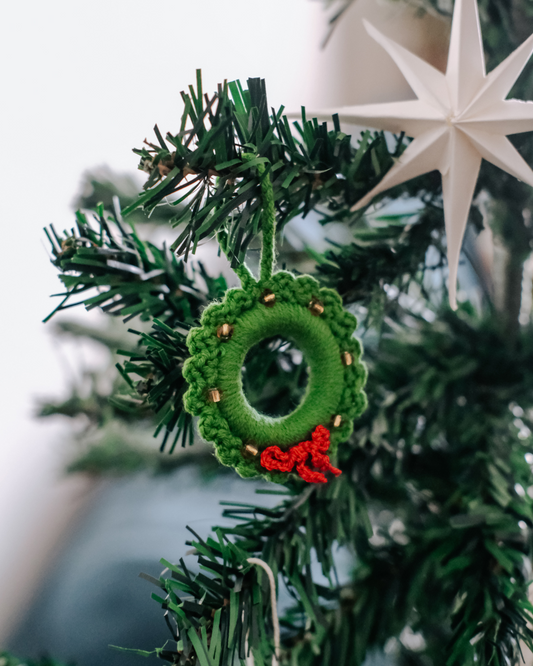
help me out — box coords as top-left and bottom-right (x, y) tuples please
(5, 466), (278, 666)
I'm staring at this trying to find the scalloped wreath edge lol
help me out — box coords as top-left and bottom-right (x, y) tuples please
(182, 271), (368, 483)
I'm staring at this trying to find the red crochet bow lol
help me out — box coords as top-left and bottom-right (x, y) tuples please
(260, 425), (341, 483)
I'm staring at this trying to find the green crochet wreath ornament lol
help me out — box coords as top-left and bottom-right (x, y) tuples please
(183, 156), (367, 483)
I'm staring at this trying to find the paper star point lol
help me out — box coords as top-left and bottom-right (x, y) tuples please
(312, 0), (533, 309)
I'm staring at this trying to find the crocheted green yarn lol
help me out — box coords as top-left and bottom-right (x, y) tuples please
(217, 303), (343, 446)
(183, 271), (367, 482)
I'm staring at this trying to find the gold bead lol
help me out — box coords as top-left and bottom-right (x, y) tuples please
(208, 388), (221, 403)
(261, 289), (276, 307)
(341, 351), (353, 366)
(217, 323), (234, 341)
(242, 442), (259, 459)
(308, 297), (324, 316)
(332, 415), (342, 428)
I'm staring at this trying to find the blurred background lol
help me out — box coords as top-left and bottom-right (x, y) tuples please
(0, 1), (449, 663)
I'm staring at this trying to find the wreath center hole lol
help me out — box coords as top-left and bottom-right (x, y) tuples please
(241, 336), (309, 417)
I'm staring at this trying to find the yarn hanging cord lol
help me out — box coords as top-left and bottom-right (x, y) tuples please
(254, 156), (276, 284)
(223, 152), (276, 288)
(246, 557), (280, 666)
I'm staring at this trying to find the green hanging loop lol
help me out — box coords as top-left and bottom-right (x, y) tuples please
(216, 152), (275, 288)
(242, 152), (276, 284)
(217, 225), (255, 290)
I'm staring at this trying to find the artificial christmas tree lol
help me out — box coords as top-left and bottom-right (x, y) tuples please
(20, 0), (533, 663)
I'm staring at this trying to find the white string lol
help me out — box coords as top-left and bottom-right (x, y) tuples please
(162, 559), (279, 665)
(246, 557), (280, 666)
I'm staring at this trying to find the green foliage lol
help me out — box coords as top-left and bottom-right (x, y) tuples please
(316, 204), (447, 315)
(73, 167), (176, 227)
(0, 652), (69, 666)
(140, 310), (533, 666)
(64, 427), (223, 477)
(44, 204), (227, 451)
(45, 204), (226, 328)
(136, 480), (370, 666)
(137, 530), (281, 666)
(43, 66), (533, 666)
(124, 72), (406, 264)
(346, 309), (533, 666)
(43, 75), (404, 451)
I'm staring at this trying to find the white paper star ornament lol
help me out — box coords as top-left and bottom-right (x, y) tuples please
(310, 0), (533, 309)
